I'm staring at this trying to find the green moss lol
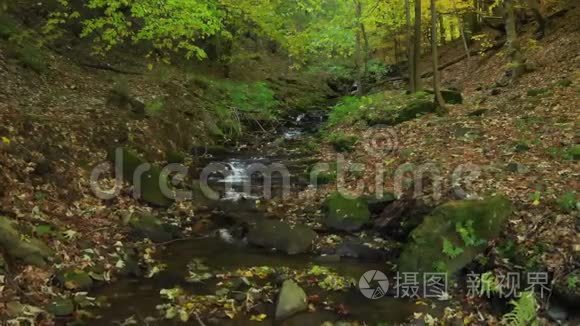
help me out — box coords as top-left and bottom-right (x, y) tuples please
(526, 88), (549, 97)
(323, 192), (370, 231)
(145, 97), (164, 116)
(111, 148), (173, 207)
(398, 196), (513, 275)
(327, 91), (435, 127)
(327, 132), (357, 152)
(308, 162), (337, 185)
(0, 14), (18, 39)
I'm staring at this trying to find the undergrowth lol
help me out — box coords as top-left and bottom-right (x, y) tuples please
(326, 91), (434, 127)
(185, 73), (279, 139)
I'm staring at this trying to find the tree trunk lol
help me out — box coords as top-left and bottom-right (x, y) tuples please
(504, 0), (525, 81)
(439, 14), (446, 44)
(394, 36), (399, 65)
(526, 0), (546, 39)
(405, 0), (416, 92)
(412, 0), (422, 91)
(431, 0), (447, 114)
(354, 0), (365, 94)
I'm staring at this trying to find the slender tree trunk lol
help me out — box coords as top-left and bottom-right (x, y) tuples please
(526, 0), (546, 39)
(431, 0), (447, 113)
(413, 0), (422, 91)
(354, 0), (365, 94)
(405, 0), (416, 92)
(505, 0), (525, 81)
(361, 20), (370, 75)
(394, 36), (399, 65)
(439, 14), (446, 45)
(453, 0), (471, 62)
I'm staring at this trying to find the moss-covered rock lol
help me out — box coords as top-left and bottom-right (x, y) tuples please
(425, 89), (463, 104)
(323, 192), (370, 232)
(275, 280), (308, 320)
(398, 196), (513, 275)
(129, 213), (175, 243)
(364, 192), (396, 214)
(441, 89), (463, 104)
(0, 216), (52, 267)
(111, 148), (173, 207)
(247, 220), (317, 255)
(365, 92), (436, 126)
(47, 298), (74, 316)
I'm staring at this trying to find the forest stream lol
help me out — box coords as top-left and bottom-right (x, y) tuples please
(87, 112), (438, 325)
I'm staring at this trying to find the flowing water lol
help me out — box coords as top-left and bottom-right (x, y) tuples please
(88, 112), (436, 325)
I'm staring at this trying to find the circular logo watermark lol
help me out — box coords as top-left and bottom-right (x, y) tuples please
(359, 270), (389, 299)
(362, 125), (399, 157)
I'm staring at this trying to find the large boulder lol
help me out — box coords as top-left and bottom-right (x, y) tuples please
(365, 92), (436, 126)
(275, 280), (308, 320)
(111, 148), (173, 207)
(364, 192), (396, 214)
(323, 192), (370, 232)
(0, 217), (52, 267)
(247, 220), (317, 255)
(398, 196), (512, 275)
(441, 89), (463, 104)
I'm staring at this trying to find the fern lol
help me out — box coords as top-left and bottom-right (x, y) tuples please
(502, 291), (539, 326)
(480, 272), (501, 297)
(442, 237), (464, 258)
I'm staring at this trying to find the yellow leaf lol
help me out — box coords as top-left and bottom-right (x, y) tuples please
(250, 314), (267, 321)
(1, 136), (10, 145)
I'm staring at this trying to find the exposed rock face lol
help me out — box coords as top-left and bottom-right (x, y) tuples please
(247, 220), (317, 255)
(275, 280), (308, 320)
(323, 192), (370, 232)
(398, 196), (513, 275)
(0, 216), (52, 267)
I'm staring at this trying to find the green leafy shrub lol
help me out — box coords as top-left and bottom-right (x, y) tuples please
(145, 98), (164, 117)
(557, 191), (577, 212)
(13, 44), (47, 73)
(225, 81), (278, 120)
(567, 274), (579, 290)
(326, 96), (371, 126)
(0, 14), (18, 39)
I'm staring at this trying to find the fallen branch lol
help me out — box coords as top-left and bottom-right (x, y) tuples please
(80, 62), (143, 75)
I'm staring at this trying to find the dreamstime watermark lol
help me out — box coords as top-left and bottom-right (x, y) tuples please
(88, 128), (483, 202)
(357, 271), (551, 300)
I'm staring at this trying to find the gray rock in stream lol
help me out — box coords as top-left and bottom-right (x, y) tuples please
(247, 220), (317, 255)
(275, 280), (308, 320)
